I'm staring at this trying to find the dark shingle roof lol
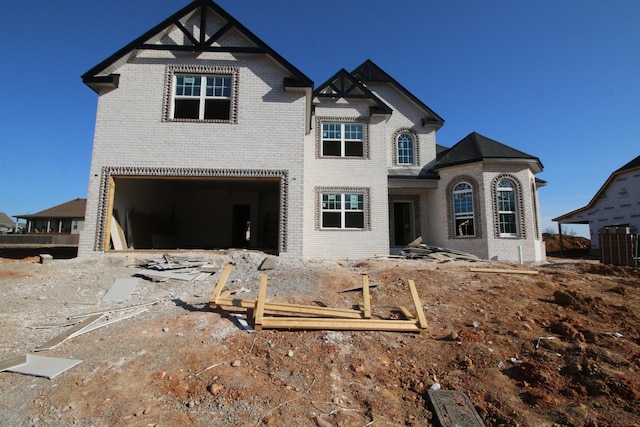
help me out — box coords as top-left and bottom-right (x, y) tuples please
(435, 132), (543, 173)
(613, 154), (640, 173)
(16, 198), (87, 219)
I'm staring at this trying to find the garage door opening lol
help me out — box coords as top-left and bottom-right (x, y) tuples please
(105, 176), (281, 253)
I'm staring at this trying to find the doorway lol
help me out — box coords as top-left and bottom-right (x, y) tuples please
(393, 201), (415, 247)
(232, 205), (251, 248)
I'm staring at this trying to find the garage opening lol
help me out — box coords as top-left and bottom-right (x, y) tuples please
(106, 176), (281, 253)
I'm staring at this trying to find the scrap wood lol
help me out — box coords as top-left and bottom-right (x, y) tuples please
(407, 279), (428, 329)
(136, 268), (202, 281)
(258, 317), (421, 332)
(68, 300), (160, 320)
(34, 313), (103, 352)
(68, 307), (148, 339)
(361, 274), (372, 319)
(469, 267), (538, 275)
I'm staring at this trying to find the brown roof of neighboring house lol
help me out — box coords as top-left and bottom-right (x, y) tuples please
(16, 198), (87, 220)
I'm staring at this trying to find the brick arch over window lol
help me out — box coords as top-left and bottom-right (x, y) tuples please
(491, 174), (526, 239)
(445, 175), (482, 239)
(392, 128), (419, 166)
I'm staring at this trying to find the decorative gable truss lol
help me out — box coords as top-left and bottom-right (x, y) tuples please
(82, 0), (312, 94)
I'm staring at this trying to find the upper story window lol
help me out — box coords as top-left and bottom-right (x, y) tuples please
(397, 133), (414, 165)
(174, 75), (231, 120)
(163, 65), (239, 124)
(496, 180), (517, 236)
(322, 123), (364, 157)
(453, 182), (475, 237)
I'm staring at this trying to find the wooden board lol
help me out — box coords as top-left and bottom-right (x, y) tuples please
(259, 317), (421, 332)
(470, 267), (538, 275)
(361, 274), (371, 319)
(407, 279), (428, 329)
(210, 263), (233, 304)
(253, 274), (268, 330)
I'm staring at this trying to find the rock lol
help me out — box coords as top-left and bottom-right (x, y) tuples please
(553, 290), (576, 307)
(445, 331), (459, 341)
(231, 359), (242, 367)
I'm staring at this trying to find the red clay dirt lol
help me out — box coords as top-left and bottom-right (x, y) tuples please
(0, 244), (638, 426)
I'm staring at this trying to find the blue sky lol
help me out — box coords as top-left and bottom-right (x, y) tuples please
(1, 0), (638, 237)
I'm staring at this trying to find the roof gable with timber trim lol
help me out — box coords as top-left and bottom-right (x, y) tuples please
(351, 59), (444, 129)
(553, 154), (640, 222)
(313, 69), (393, 116)
(82, 0), (313, 93)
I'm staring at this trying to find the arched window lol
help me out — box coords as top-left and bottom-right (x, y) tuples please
(396, 133), (414, 165)
(453, 182), (475, 237)
(496, 179), (517, 236)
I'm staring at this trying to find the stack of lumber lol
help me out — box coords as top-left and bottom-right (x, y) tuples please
(210, 264), (428, 332)
(402, 237), (481, 262)
(135, 254), (216, 282)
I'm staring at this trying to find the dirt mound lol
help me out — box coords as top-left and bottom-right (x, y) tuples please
(0, 252), (639, 426)
(543, 233), (592, 257)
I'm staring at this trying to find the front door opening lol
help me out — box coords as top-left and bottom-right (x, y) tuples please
(393, 201), (414, 247)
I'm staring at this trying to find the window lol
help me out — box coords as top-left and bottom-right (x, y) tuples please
(173, 74), (231, 120)
(453, 182), (475, 237)
(321, 123), (364, 157)
(321, 192), (365, 229)
(397, 133), (414, 165)
(497, 180), (517, 236)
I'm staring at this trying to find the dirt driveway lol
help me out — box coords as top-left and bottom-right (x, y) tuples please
(0, 251), (638, 426)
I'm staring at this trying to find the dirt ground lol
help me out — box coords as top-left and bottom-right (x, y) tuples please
(0, 243), (638, 426)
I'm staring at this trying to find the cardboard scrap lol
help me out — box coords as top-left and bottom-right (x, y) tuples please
(7, 354), (82, 379)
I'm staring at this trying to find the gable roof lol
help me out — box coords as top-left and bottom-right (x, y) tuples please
(0, 212), (15, 227)
(553, 154), (640, 222)
(351, 60), (444, 129)
(82, 0), (312, 93)
(313, 69), (393, 116)
(434, 132), (543, 173)
(16, 199), (87, 220)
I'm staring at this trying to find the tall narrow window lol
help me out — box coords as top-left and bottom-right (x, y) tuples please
(173, 74), (231, 120)
(497, 180), (517, 236)
(453, 182), (475, 236)
(397, 133), (414, 165)
(321, 123), (364, 157)
(321, 192), (365, 229)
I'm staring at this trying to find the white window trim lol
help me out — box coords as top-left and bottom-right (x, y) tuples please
(453, 182), (475, 237)
(315, 187), (371, 230)
(497, 180), (518, 237)
(162, 64), (239, 124)
(392, 129), (419, 166)
(315, 117), (369, 159)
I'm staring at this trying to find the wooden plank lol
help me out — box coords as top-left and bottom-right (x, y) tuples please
(407, 279), (428, 329)
(215, 297), (362, 319)
(104, 176), (117, 252)
(361, 274), (371, 319)
(253, 274), (268, 331)
(398, 306), (416, 321)
(69, 307), (148, 338)
(210, 264), (233, 305)
(469, 267), (538, 275)
(34, 314), (104, 352)
(259, 317), (420, 332)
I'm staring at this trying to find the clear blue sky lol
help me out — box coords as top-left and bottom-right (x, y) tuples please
(1, 0), (638, 237)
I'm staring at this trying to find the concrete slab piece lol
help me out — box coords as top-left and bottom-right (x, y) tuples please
(7, 354), (82, 379)
(428, 389), (486, 427)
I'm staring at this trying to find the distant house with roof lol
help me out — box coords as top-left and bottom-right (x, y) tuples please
(16, 198), (86, 235)
(79, 0), (546, 262)
(553, 155), (640, 253)
(0, 212), (22, 234)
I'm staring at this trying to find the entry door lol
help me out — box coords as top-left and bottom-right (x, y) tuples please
(232, 205), (251, 248)
(393, 202), (414, 246)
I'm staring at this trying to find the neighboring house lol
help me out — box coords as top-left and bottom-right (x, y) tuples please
(553, 155), (640, 252)
(0, 212), (21, 234)
(79, 0), (546, 262)
(16, 198), (86, 234)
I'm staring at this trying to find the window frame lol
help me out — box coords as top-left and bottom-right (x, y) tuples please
(316, 117), (369, 159)
(392, 129), (419, 166)
(163, 64), (239, 124)
(453, 182), (475, 237)
(396, 133), (415, 165)
(496, 179), (518, 237)
(316, 187), (370, 230)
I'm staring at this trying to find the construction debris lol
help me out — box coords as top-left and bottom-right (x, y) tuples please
(470, 267), (539, 275)
(428, 389), (486, 427)
(401, 237), (481, 262)
(135, 254), (215, 281)
(210, 264), (428, 332)
(4, 354), (82, 380)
